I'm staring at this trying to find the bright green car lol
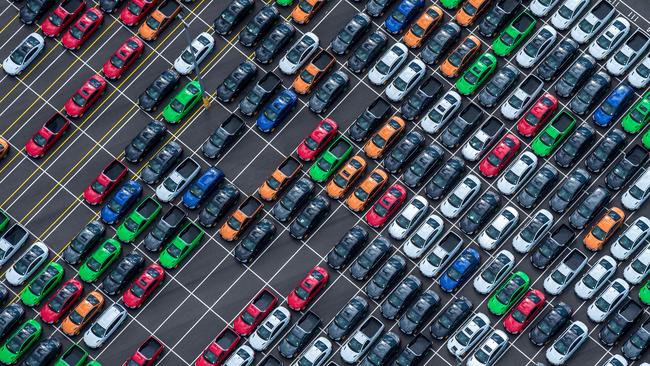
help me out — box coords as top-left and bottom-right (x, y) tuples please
(0, 319), (42, 364)
(640, 279), (650, 305)
(531, 111), (577, 157)
(622, 91), (650, 133)
(644, 129), (650, 149)
(79, 239), (121, 282)
(440, 0), (462, 8)
(86, 362), (102, 366)
(55, 344), (88, 366)
(276, 0), (293, 5)
(160, 222), (204, 269)
(309, 136), (353, 182)
(487, 271), (530, 315)
(0, 210), (8, 232)
(492, 11), (537, 56)
(21, 263), (64, 307)
(162, 81), (203, 124)
(116, 196), (162, 243)
(456, 52), (497, 95)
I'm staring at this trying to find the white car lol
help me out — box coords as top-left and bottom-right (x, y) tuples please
(545, 321), (588, 365)
(551, 0), (591, 30)
(5, 242), (48, 286)
(601, 355), (628, 366)
(447, 313), (491, 357)
(500, 75), (544, 120)
(497, 151), (538, 195)
(173, 32), (214, 75)
(403, 214), (444, 259)
(477, 207), (519, 251)
(473, 250), (515, 295)
(419, 232), (463, 278)
(574, 255), (617, 300)
(606, 31), (650, 76)
(628, 54), (650, 88)
(385, 58), (426, 102)
(623, 245), (650, 284)
(461, 119), (504, 162)
(84, 303), (127, 348)
(249, 306), (291, 351)
(587, 278), (630, 323)
(0, 224), (30, 266)
(516, 25), (558, 68)
(388, 195), (429, 240)
(610, 216), (650, 260)
(340, 317), (384, 363)
(291, 337), (331, 366)
(544, 249), (587, 296)
(225, 345), (255, 366)
(530, 0), (562, 17)
(512, 209), (554, 253)
(368, 42), (408, 85)
(2, 33), (45, 76)
(440, 174), (481, 219)
(421, 90), (462, 134)
(588, 17), (631, 60)
(622, 169), (650, 210)
(571, 0), (616, 44)
(466, 329), (509, 366)
(155, 157), (201, 203)
(279, 32), (319, 75)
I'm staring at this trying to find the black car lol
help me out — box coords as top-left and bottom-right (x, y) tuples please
(550, 168), (591, 213)
(554, 125), (595, 168)
(216, 61), (257, 103)
(568, 186), (611, 230)
(138, 69), (181, 112)
(125, 120), (166, 163)
(0, 304), (25, 339)
(239, 5), (279, 47)
(365, 255), (406, 300)
(425, 157), (465, 200)
(62, 221), (105, 265)
(384, 131), (425, 173)
(309, 71), (349, 114)
(403, 144), (444, 188)
(144, 205), (187, 252)
(421, 22), (461, 65)
(366, 0), (398, 17)
(621, 317), (650, 359)
(20, 0), (55, 24)
(239, 72), (281, 116)
(441, 103), (484, 149)
(398, 290), (440, 335)
(259, 355), (282, 366)
(99, 0), (124, 13)
(278, 311), (321, 358)
(213, 0), (254, 36)
(360, 332), (400, 366)
(570, 71), (610, 115)
(537, 39), (579, 81)
(327, 226), (368, 270)
(599, 299), (643, 347)
(273, 178), (315, 222)
(555, 55), (597, 98)
(586, 128), (626, 173)
(202, 114), (246, 159)
(531, 224), (575, 269)
(401, 76), (443, 121)
(348, 31), (388, 74)
(430, 296), (473, 340)
(255, 22), (295, 64)
(381, 275), (421, 320)
(19, 337), (61, 366)
(606, 144), (648, 191)
(198, 183), (240, 228)
(102, 252), (144, 296)
(460, 190), (501, 235)
(349, 235), (391, 281)
(140, 141), (183, 185)
(478, 64), (520, 108)
(517, 165), (558, 209)
(478, 0), (522, 37)
(348, 97), (393, 142)
(0, 285), (8, 307)
(529, 302), (572, 346)
(392, 334), (432, 366)
(289, 195), (330, 240)
(234, 219), (276, 264)
(331, 13), (371, 55)
(327, 296), (368, 341)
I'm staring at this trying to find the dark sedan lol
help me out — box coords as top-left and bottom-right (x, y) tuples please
(393, 335), (432, 366)
(570, 71), (611, 115)
(309, 71), (349, 114)
(381, 275), (421, 320)
(366, 0), (398, 17)
(399, 290), (440, 335)
(478, 0), (522, 37)
(289, 195), (330, 240)
(421, 22), (461, 65)
(586, 128), (626, 173)
(327, 296), (368, 341)
(213, 0), (254, 36)
(384, 131), (425, 174)
(138, 70), (181, 112)
(349, 236), (391, 281)
(529, 302), (572, 346)
(517, 165), (558, 209)
(331, 13), (371, 55)
(255, 22), (295, 64)
(239, 72), (281, 116)
(460, 190), (501, 235)
(599, 299), (643, 347)
(234, 219), (276, 264)
(124, 120), (166, 163)
(478, 64), (520, 108)
(198, 183), (239, 228)
(20, 337), (61, 366)
(537, 39), (579, 81)
(19, 0), (55, 24)
(144, 205), (187, 252)
(425, 157), (465, 200)
(403, 144), (444, 188)
(550, 168), (591, 213)
(102, 252), (144, 296)
(239, 6), (279, 47)
(400, 75), (443, 121)
(359, 332), (400, 366)
(62, 221), (105, 265)
(568, 186), (611, 230)
(327, 226), (368, 270)
(605, 144), (648, 191)
(430, 296), (473, 340)
(348, 31), (388, 74)
(273, 178), (315, 222)
(216, 61), (257, 103)
(554, 125), (595, 168)
(348, 97), (393, 142)
(278, 311), (321, 359)
(555, 55), (597, 98)
(365, 255), (406, 300)
(622, 317), (650, 360)
(140, 141), (183, 185)
(0, 304), (25, 339)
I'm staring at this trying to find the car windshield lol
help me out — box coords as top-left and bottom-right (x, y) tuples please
(181, 46), (199, 64)
(163, 178), (179, 192)
(551, 270), (567, 284)
(170, 100), (186, 113)
(376, 60), (390, 75)
(227, 217), (241, 231)
(597, 35), (612, 49)
(91, 322), (107, 337)
(509, 95), (524, 109)
(127, 2), (142, 15)
(579, 19), (594, 33)
(300, 69), (314, 83)
(69, 310), (85, 325)
(146, 17), (161, 30)
(512, 309), (527, 323)
(595, 297), (611, 312)
(558, 5), (574, 18)
(591, 227), (607, 240)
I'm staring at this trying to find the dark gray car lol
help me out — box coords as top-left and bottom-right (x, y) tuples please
(272, 178), (315, 222)
(550, 168), (591, 213)
(421, 22), (461, 65)
(365, 255), (407, 300)
(331, 13), (371, 55)
(213, 0), (254, 36)
(349, 235), (391, 281)
(537, 39), (579, 81)
(327, 296), (369, 341)
(309, 71), (349, 114)
(238, 6), (279, 47)
(144, 205), (187, 252)
(586, 128), (626, 173)
(517, 165), (558, 209)
(403, 144), (444, 188)
(348, 31), (388, 74)
(62, 221), (105, 265)
(384, 131), (425, 174)
(478, 64), (520, 108)
(381, 275), (422, 320)
(125, 121), (166, 163)
(140, 141), (183, 185)
(216, 61), (257, 103)
(555, 55), (596, 98)
(255, 22), (295, 64)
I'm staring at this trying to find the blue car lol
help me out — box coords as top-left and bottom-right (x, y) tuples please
(182, 167), (225, 209)
(439, 248), (481, 293)
(593, 83), (635, 127)
(100, 180), (143, 224)
(256, 90), (298, 133)
(384, 0), (424, 34)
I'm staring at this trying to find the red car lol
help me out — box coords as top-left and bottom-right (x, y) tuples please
(123, 264), (165, 309)
(196, 328), (240, 366)
(365, 184), (407, 228)
(297, 118), (338, 161)
(83, 159), (128, 205)
(479, 134), (521, 178)
(119, 0), (157, 26)
(103, 36), (145, 79)
(40, 279), (83, 324)
(25, 113), (71, 158)
(232, 288), (277, 336)
(41, 0), (86, 37)
(287, 266), (329, 311)
(61, 7), (104, 50)
(64, 73), (107, 117)
(516, 93), (558, 137)
(503, 289), (545, 334)
(123, 336), (164, 366)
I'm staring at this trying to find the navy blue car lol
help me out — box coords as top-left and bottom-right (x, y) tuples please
(100, 181), (143, 224)
(256, 90), (298, 133)
(384, 0), (424, 34)
(593, 83), (635, 127)
(182, 167), (225, 209)
(439, 247), (480, 293)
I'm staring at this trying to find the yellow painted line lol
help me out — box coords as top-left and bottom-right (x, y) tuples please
(0, 150), (24, 175)
(0, 14), (18, 36)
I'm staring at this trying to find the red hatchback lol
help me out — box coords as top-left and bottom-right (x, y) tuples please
(479, 134), (521, 178)
(40, 279), (83, 324)
(123, 336), (164, 366)
(516, 93), (558, 137)
(123, 264), (165, 309)
(61, 7), (104, 50)
(196, 328), (240, 366)
(232, 288), (277, 336)
(103, 36), (145, 79)
(83, 159), (128, 205)
(64, 73), (107, 117)
(41, 0), (86, 37)
(365, 184), (407, 228)
(119, 0), (157, 26)
(25, 113), (71, 158)
(287, 266), (329, 311)
(503, 289), (545, 334)
(297, 118), (338, 161)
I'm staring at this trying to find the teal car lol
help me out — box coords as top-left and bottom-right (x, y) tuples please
(492, 11), (537, 56)
(621, 91), (650, 133)
(162, 81), (203, 124)
(0, 210), (8, 232)
(116, 196), (162, 243)
(79, 239), (121, 282)
(309, 136), (353, 182)
(160, 222), (204, 269)
(531, 111), (577, 157)
(21, 263), (64, 307)
(487, 271), (530, 315)
(0, 319), (42, 364)
(455, 52), (498, 95)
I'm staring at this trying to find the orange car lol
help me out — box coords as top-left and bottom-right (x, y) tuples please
(584, 207), (625, 251)
(219, 196), (264, 241)
(258, 156), (303, 201)
(326, 155), (367, 199)
(346, 168), (388, 212)
(403, 5), (444, 48)
(61, 291), (104, 336)
(456, 0), (492, 26)
(291, 0), (326, 24)
(440, 35), (481, 78)
(138, 0), (181, 41)
(293, 50), (335, 94)
(363, 116), (406, 159)
(0, 138), (8, 159)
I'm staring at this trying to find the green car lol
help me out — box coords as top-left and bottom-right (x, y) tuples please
(487, 271), (530, 315)
(640, 279), (650, 305)
(0, 210), (8, 232)
(644, 129), (650, 149)
(275, 0), (293, 5)
(116, 196), (162, 243)
(21, 263), (64, 307)
(622, 91), (650, 133)
(162, 81), (203, 124)
(492, 11), (536, 56)
(160, 222), (204, 269)
(0, 319), (42, 364)
(440, 0), (462, 8)
(55, 344), (88, 366)
(86, 362), (102, 366)
(79, 239), (121, 282)
(456, 52), (497, 95)
(531, 111), (577, 157)
(309, 136), (353, 182)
